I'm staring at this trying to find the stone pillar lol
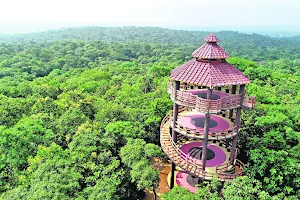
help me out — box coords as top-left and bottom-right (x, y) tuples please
(230, 84), (245, 161)
(170, 80), (180, 189)
(201, 88), (212, 170)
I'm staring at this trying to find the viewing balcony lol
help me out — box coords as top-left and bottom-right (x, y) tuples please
(169, 107), (238, 140)
(168, 82), (256, 113)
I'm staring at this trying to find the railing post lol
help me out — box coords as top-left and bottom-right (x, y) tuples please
(226, 138), (230, 149)
(170, 80), (180, 189)
(201, 88), (212, 170)
(230, 84), (245, 161)
(183, 82), (187, 91)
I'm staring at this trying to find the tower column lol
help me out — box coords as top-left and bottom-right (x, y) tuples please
(170, 80), (180, 189)
(229, 85), (237, 119)
(227, 85), (237, 149)
(201, 88), (212, 170)
(230, 84), (245, 160)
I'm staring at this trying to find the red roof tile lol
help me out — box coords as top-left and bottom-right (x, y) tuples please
(170, 59), (251, 87)
(192, 43), (229, 59)
(205, 33), (219, 43)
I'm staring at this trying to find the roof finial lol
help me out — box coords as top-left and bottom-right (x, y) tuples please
(204, 33), (219, 43)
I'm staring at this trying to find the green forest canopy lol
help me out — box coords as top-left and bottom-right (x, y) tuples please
(0, 27), (299, 199)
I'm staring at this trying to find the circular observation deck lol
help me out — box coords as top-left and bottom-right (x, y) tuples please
(160, 114), (244, 182)
(168, 83), (256, 112)
(170, 107), (238, 140)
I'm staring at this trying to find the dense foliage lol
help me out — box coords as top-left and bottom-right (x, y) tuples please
(1, 27), (300, 62)
(0, 27), (299, 199)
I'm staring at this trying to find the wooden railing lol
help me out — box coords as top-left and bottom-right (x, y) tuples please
(176, 91), (198, 108)
(160, 113), (171, 129)
(168, 82), (256, 112)
(160, 113), (244, 181)
(220, 95), (242, 109)
(169, 84), (244, 114)
(169, 116), (238, 139)
(160, 115), (213, 179)
(242, 96), (256, 109)
(195, 98), (221, 113)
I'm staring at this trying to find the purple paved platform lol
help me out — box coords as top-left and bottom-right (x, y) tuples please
(178, 114), (230, 132)
(176, 171), (197, 193)
(180, 142), (226, 167)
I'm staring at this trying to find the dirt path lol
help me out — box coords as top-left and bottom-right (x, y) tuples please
(143, 158), (171, 200)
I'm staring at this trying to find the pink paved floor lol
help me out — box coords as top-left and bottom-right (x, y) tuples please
(176, 171), (197, 193)
(178, 114), (230, 132)
(179, 142), (227, 167)
(177, 141), (227, 193)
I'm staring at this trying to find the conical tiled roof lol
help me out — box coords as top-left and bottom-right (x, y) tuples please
(192, 33), (228, 59)
(170, 34), (251, 87)
(171, 59), (250, 87)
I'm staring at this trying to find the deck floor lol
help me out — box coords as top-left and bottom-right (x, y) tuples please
(177, 110), (234, 133)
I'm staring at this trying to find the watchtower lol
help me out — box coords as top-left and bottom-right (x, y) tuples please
(160, 34), (256, 192)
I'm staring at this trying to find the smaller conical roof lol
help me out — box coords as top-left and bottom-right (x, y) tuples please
(192, 33), (228, 59)
(205, 33), (219, 43)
